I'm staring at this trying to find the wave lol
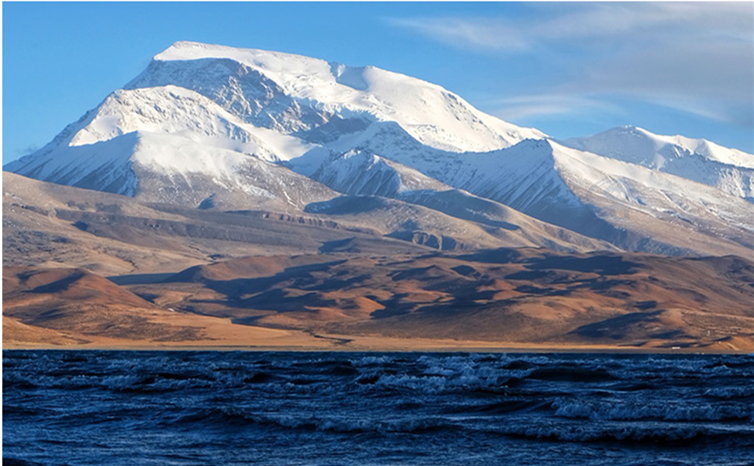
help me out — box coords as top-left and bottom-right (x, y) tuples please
(453, 399), (551, 416)
(526, 366), (618, 383)
(704, 386), (754, 400)
(162, 406), (461, 435)
(552, 400), (754, 423)
(492, 423), (754, 445)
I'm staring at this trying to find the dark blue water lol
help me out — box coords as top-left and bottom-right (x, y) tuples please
(4, 351), (754, 466)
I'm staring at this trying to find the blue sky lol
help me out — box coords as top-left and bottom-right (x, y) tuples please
(3, 2), (753, 162)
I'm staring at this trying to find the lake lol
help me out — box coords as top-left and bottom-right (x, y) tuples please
(4, 351), (754, 465)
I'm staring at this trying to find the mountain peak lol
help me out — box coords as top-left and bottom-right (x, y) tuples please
(566, 125), (753, 167)
(156, 40), (208, 56)
(154, 40), (222, 60)
(153, 41), (321, 67)
(560, 125), (754, 201)
(129, 44), (546, 152)
(618, 124), (650, 134)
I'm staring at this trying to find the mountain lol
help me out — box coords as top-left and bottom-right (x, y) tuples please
(5, 41), (754, 351)
(301, 149), (617, 252)
(441, 140), (754, 256)
(4, 85), (336, 212)
(300, 127), (754, 256)
(5, 41), (754, 259)
(2, 171), (432, 276)
(563, 126), (754, 202)
(2, 265), (330, 348)
(3, 169), (610, 281)
(125, 41), (546, 152)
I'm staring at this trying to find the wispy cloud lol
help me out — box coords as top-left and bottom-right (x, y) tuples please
(387, 3), (754, 127)
(491, 94), (621, 122)
(387, 17), (530, 51)
(387, 4), (752, 52)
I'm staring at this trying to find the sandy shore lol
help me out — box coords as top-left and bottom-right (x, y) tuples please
(6, 310), (752, 354)
(6, 332), (749, 354)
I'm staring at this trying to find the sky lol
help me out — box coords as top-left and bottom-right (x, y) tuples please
(3, 2), (753, 162)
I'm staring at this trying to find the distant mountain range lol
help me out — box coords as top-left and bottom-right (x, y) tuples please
(5, 42), (754, 351)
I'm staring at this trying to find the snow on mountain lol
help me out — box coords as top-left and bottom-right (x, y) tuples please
(306, 149), (447, 197)
(5, 85), (336, 211)
(300, 147), (615, 252)
(6, 41), (753, 257)
(299, 125), (603, 239)
(4, 84), (320, 183)
(5, 132), (142, 196)
(74, 85), (319, 162)
(449, 140), (754, 256)
(563, 126), (754, 201)
(290, 118), (754, 256)
(126, 41), (545, 152)
(300, 125), (754, 256)
(128, 132), (335, 211)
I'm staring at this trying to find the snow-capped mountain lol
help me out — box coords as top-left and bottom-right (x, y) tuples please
(564, 126), (754, 201)
(302, 149), (617, 252)
(4, 85), (335, 211)
(125, 41), (545, 152)
(5, 41), (753, 257)
(299, 130), (753, 256)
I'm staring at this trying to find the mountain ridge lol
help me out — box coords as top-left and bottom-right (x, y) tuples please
(563, 125), (754, 201)
(5, 41), (753, 258)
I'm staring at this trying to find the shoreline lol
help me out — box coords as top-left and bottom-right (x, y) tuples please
(5, 343), (749, 355)
(7, 320), (752, 355)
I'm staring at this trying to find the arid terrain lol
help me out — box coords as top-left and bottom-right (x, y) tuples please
(5, 176), (754, 352)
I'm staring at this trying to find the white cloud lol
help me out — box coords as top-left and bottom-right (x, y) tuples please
(491, 94), (621, 121)
(387, 17), (530, 51)
(387, 3), (754, 126)
(388, 4), (752, 52)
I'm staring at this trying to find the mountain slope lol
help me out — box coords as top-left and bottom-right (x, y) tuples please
(299, 125), (754, 257)
(564, 126), (754, 201)
(2, 172), (434, 275)
(300, 148), (617, 252)
(9, 249), (754, 351)
(5, 85), (336, 211)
